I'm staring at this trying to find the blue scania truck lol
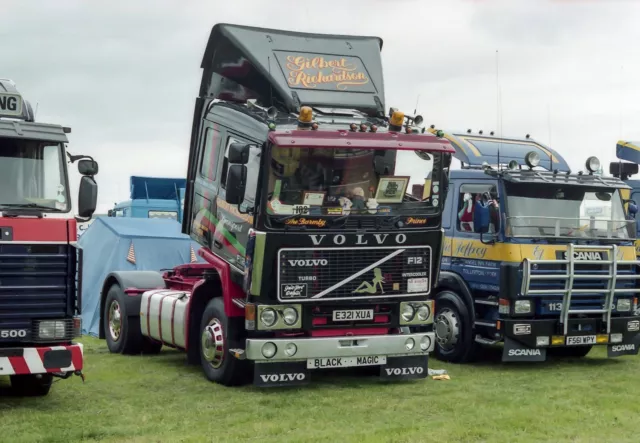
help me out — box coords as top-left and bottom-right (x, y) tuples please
(424, 128), (640, 363)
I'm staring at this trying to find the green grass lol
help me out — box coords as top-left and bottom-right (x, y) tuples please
(1, 337), (639, 443)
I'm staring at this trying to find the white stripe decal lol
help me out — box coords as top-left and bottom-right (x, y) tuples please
(0, 356), (16, 375)
(23, 348), (46, 373)
(311, 248), (406, 299)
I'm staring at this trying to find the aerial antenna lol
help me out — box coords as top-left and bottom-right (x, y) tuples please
(547, 104), (553, 170)
(35, 102), (39, 119)
(496, 50), (502, 170)
(619, 65), (624, 139)
(413, 94), (421, 115)
(267, 56), (274, 108)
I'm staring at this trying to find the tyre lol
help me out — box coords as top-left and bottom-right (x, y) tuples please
(104, 284), (160, 355)
(548, 345), (592, 358)
(199, 297), (249, 386)
(433, 290), (477, 363)
(10, 374), (53, 397)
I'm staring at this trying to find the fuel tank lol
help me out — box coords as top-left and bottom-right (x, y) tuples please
(140, 289), (190, 348)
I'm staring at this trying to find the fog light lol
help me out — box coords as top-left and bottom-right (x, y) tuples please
(551, 335), (564, 345)
(284, 343), (297, 357)
(260, 308), (277, 327)
(536, 336), (549, 347)
(283, 307), (298, 326)
(38, 321), (66, 340)
(617, 299), (632, 312)
(401, 304), (415, 322)
(261, 342), (277, 358)
(405, 338), (415, 351)
(610, 333), (623, 343)
(596, 334), (609, 344)
(420, 335), (431, 351)
(417, 304), (431, 321)
(514, 300), (532, 314)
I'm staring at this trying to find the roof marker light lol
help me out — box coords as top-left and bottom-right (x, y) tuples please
(350, 123), (358, 132)
(586, 156), (600, 173)
(370, 124), (378, 133)
(467, 129), (472, 134)
(297, 106), (313, 128)
(525, 151), (540, 169)
(525, 134), (530, 139)
(490, 131), (494, 136)
(389, 110), (404, 131)
(479, 130), (483, 135)
(359, 123), (368, 132)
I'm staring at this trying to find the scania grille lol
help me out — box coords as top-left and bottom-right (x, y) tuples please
(521, 244), (640, 334)
(0, 244), (71, 331)
(277, 245), (432, 302)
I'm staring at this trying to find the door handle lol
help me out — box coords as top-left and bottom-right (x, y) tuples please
(213, 240), (222, 249)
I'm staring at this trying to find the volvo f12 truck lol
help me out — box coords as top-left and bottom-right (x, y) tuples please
(425, 127), (640, 363)
(98, 23), (455, 387)
(0, 79), (99, 395)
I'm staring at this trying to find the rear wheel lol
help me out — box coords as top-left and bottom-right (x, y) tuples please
(548, 345), (592, 358)
(199, 297), (249, 386)
(104, 284), (161, 355)
(10, 374), (53, 397)
(433, 290), (477, 363)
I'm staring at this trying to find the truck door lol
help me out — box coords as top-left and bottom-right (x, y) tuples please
(215, 133), (261, 269)
(451, 181), (501, 294)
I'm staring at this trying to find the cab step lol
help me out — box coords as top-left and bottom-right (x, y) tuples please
(475, 335), (499, 345)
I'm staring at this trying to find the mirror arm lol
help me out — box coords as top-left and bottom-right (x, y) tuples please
(67, 153), (94, 164)
(75, 215), (91, 223)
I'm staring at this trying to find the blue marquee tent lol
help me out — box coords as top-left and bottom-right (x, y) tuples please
(78, 216), (204, 337)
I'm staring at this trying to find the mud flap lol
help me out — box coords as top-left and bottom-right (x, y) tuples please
(502, 337), (547, 362)
(379, 355), (428, 380)
(253, 362), (309, 387)
(607, 334), (640, 357)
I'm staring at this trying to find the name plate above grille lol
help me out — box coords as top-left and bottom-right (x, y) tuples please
(277, 246), (432, 302)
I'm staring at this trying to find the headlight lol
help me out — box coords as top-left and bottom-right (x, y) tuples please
(282, 307), (298, 325)
(260, 308), (277, 327)
(514, 300), (532, 314)
(401, 304), (415, 322)
(525, 151), (540, 168)
(420, 335), (431, 351)
(405, 338), (415, 351)
(417, 304), (431, 321)
(38, 321), (66, 340)
(585, 156), (600, 173)
(284, 343), (297, 357)
(617, 298), (632, 312)
(261, 342), (277, 358)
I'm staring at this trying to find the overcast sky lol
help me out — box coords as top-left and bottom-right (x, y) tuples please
(3, 0), (640, 214)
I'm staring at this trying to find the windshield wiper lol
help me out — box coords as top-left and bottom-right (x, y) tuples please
(0, 203), (63, 212)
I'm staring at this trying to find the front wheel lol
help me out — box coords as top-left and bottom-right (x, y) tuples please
(10, 374), (53, 396)
(199, 297), (249, 386)
(433, 291), (477, 363)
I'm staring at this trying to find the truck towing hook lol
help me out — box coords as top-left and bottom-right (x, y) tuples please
(74, 370), (85, 382)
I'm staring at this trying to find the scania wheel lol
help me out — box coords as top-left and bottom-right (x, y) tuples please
(199, 297), (249, 386)
(10, 374), (53, 397)
(433, 290), (477, 363)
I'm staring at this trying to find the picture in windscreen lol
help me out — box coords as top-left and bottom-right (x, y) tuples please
(266, 145), (439, 217)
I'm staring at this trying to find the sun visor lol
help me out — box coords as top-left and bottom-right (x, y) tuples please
(199, 23), (385, 117)
(437, 131), (570, 171)
(616, 140), (640, 165)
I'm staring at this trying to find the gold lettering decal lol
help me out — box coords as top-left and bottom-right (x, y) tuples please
(284, 56), (369, 91)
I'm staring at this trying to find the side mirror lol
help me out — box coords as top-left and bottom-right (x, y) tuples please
(228, 143), (250, 164)
(78, 159), (99, 176)
(225, 164), (247, 205)
(78, 176), (98, 218)
(107, 209), (113, 217)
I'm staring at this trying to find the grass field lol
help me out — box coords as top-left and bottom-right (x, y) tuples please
(1, 337), (639, 443)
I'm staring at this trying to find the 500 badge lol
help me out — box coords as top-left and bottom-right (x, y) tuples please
(0, 329), (28, 339)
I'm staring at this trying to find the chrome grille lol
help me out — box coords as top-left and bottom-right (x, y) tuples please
(278, 245), (432, 302)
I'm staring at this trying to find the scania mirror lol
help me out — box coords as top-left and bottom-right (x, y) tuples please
(228, 143), (250, 164)
(78, 159), (99, 176)
(78, 175), (98, 218)
(226, 164), (247, 205)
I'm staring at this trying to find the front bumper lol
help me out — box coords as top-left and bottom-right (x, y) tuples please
(501, 316), (640, 361)
(245, 332), (435, 362)
(0, 343), (83, 376)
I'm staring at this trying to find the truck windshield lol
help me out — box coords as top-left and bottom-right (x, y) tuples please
(265, 146), (440, 217)
(504, 182), (634, 240)
(0, 138), (69, 212)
